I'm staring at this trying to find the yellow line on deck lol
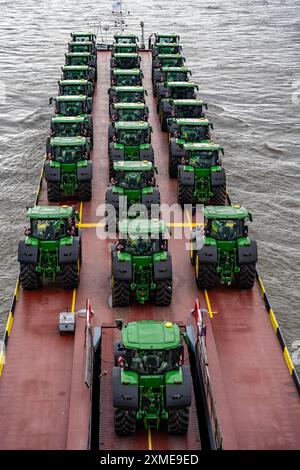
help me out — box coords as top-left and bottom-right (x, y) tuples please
(204, 289), (214, 319)
(79, 202), (83, 222)
(185, 208), (192, 227)
(148, 427), (152, 450)
(78, 223), (104, 228)
(14, 279), (20, 301)
(71, 289), (77, 313)
(283, 347), (294, 375)
(6, 312), (14, 336)
(0, 350), (5, 377)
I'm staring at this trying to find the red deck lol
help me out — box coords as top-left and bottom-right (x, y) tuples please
(0, 50), (299, 450)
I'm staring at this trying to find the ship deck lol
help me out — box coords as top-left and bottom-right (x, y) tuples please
(0, 50), (299, 450)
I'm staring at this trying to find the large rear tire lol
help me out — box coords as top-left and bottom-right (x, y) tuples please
(154, 280), (172, 306)
(211, 184), (226, 205)
(168, 144), (179, 178)
(178, 181), (193, 208)
(78, 180), (92, 201)
(20, 263), (38, 290)
(61, 263), (80, 289)
(112, 279), (130, 307)
(167, 408), (189, 435)
(195, 256), (218, 289)
(47, 182), (61, 202)
(236, 263), (256, 289)
(114, 409), (136, 436)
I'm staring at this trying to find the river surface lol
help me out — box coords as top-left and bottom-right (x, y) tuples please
(0, 0), (299, 371)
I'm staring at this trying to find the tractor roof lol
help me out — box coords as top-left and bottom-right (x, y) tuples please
(112, 68), (141, 75)
(113, 43), (137, 48)
(173, 118), (210, 126)
(50, 136), (87, 146)
(183, 142), (223, 152)
(59, 79), (89, 85)
(166, 81), (196, 88)
(170, 98), (206, 106)
(56, 94), (87, 101)
(71, 32), (95, 37)
(112, 86), (145, 92)
(119, 218), (166, 235)
(161, 66), (190, 72)
(121, 321), (181, 350)
(68, 41), (94, 46)
(27, 205), (74, 220)
(113, 53), (139, 58)
(157, 54), (184, 59)
(65, 52), (92, 57)
(51, 115), (85, 123)
(62, 65), (90, 70)
(113, 102), (146, 109)
(113, 160), (153, 172)
(203, 205), (252, 220)
(155, 33), (180, 39)
(156, 42), (181, 47)
(114, 33), (139, 39)
(114, 121), (150, 130)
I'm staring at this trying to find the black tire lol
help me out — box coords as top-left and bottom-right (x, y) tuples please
(195, 257), (218, 290)
(190, 240), (196, 266)
(161, 116), (168, 132)
(109, 156), (115, 179)
(168, 144), (178, 178)
(78, 180), (92, 201)
(167, 408), (189, 435)
(236, 263), (256, 289)
(20, 263), (38, 290)
(155, 280), (172, 306)
(112, 279), (130, 307)
(114, 409), (136, 436)
(211, 184), (226, 205)
(178, 181), (193, 208)
(61, 263), (80, 289)
(47, 182), (61, 202)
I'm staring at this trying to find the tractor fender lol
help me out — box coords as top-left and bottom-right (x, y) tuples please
(211, 168), (226, 187)
(141, 188), (160, 208)
(108, 89), (117, 103)
(139, 146), (154, 163)
(237, 240), (258, 265)
(153, 253), (172, 281)
(157, 83), (168, 98)
(144, 107), (149, 120)
(168, 121), (179, 135)
(197, 244), (218, 265)
(153, 69), (163, 82)
(109, 104), (115, 119)
(44, 161), (60, 182)
(108, 123), (115, 141)
(46, 137), (51, 154)
(166, 365), (192, 409)
(112, 252), (132, 281)
(169, 138), (184, 158)
(112, 367), (138, 410)
(109, 143), (124, 160)
(105, 187), (120, 209)
(59, 237), (80, 264)
(110, 58), (116, 69)
(114, 341), (126, 366)
(161, 100), (172, 116)
(178, 165), (195, 186)
(77, 161), (93, 182)
(18, 240), (38, 264)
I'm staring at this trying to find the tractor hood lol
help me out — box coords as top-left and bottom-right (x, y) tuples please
(121, 321), (180, 350)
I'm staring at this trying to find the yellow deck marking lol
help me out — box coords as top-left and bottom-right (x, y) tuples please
(257, 276), (266, 295)
(71, 289), (77, 313)
(6, 312), (14, 336)
(14, 279), (20, 301)
(283, 347), (294, 375)
(269, 308), (279, 332)
(0, 350), (5, 377)
(77, 222), (204, 229)
(78, 223), (105, 228)
(148, 427), (152, 450)
(79, 202), (83, 222)
(185, 208), (192, 227)
(204, 289), (214, 319)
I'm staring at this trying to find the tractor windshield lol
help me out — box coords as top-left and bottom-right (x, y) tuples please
(53, 145), (86, 163)
(64, 69), (88, 80)
(165, 71), (188, 82)
(170, 87), (195, 99)
(117, 108), (145, 121)
(175, 105), (203, 118)
(160, 58), (183, 67)
(58, 101), (84, 115)
(117, 129), (149, 145)
(115, 74), (140, 86)
(208, 219), (245, 241)
(60, 84), (86, 95)
(67, 56), (89, 66)
(180, 125), (209, 142)
(126, 348), (180, 374)
(157, 37), (178, 44)
(30, 219), (68, 240)
(115, 57), (139, 68)
(52, 122), (83, 137)
(187, 150), (218, 168)
(122, 234), (163, 255)
(117, 91), (144, 102)
(70, 44), (94, 53)
(157, 45), (180, 54)
(116, 171), (152, 189)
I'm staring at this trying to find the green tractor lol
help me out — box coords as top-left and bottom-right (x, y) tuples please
(161, 98), (208, 124)
(45, 136), (92, 201)
(190, 206), (258, 289)
(108, 121), (154, 178)
(50, 95), (93, 116)
(113, 319), (191, 435)
(105, 161), (160, 228)
(150, 33), (180, 47)
(111, 219), (172, 306)
(152, 54), (186, 74)
(108, 86), (147, 106)
(18, 205), (81, 290)
(68, 41), (96, 55)
(65, 52), (97, 69)
(112, 43), (138, 54)
(61, 65), (96, 84)
(70, 32), (96, 43)
(110, 102), (149, 122)
(110, 53), (141, 69)
(58, 79), (94, 97)
(153, 67), (192, 96)
(114, 33), (139, 44)
(110, 68), (144, 87)
(152, 42), (182, 58)
(157, 82), (199, 130)
(177, 142), (226, 207)
(168, 118), (213, 177)
(50, 115), (93, 147)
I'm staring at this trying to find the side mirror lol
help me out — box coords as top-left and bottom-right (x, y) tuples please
(189, 71), (192, 76)
(210, 123), (214, 130)
(154, 166), (158, 174)
(195, 85), (199, 90)
(115, 319), (123, 330)
(205, 103), (208, 109)
(49, 97), (53, 105)
(221, 148), (225, 155)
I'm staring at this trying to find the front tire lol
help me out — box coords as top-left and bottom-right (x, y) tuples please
(236, 263), (256, 289)
(114, 409), (136, 436)
(20, 263), (38, 290)
(154, 280), (172, 306)
(61, 263), (80, 289)
(167, 408), (189, 435)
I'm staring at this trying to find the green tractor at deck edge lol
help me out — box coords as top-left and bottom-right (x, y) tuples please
(18, 205), (81, 290)
(190, 206), (258, 289)
(50, 115), (93, 147)
(113, 319), (191, 436)
(111, 219), (172, 306)
(152, 66), (192, 96)
(50, 94), (93, 117)
(157, 82), (199, 130)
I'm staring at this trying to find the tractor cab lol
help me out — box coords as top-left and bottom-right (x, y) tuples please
(70, 32), (96, 43)
(50, 115), (91, 138)
(47, 136), (91, 163)
(51, 95), (93, 116)
(169, 99), (207, 119)
(58, 79), (93, 97)
(158, 81), (198, 101)
(65, 52), (97, 68)
(110, 102), (149, 122)
(152, 43), (182, 57)
(203, 206), (252, 242)
(154, 67), (192, 84)
(26, 206), (78, 241)
(111, 53), (141, 69)
(110, 121), (152, 146)
(61, 65), (95, 83)
(168, 118), (213, 142)
(68, 41), (96, 55)
(153, 54), (186, 69)
(118, 219), (169, 256)
(112, 161), (156, 190)
(108, 86), (147, 105)
(112, 43), (138, 54)
(114, 33), (139, 44)
(153, 33), (180, 45)
(111, 68), (144, 87)
(182, 142), (224, 169)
